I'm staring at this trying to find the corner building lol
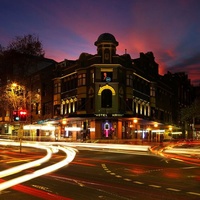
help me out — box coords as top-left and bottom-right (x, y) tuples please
(54, 33), (173, 141)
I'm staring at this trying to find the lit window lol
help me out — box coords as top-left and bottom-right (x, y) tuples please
(54, 83), (61, 94)
(78, 74), (86, 86)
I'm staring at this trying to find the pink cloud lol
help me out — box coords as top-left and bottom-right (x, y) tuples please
(1, 0), (200, 85)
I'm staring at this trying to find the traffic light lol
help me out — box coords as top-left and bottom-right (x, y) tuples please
(13, 110), (19, 121)
(13, 110), (27, 121)
(19, 110), (27, 121)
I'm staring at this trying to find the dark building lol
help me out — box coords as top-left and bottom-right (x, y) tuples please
(0, 57), (56, 138)
(53, 33), (178, 141)
(25, 58), (56, 123)
(163, 72), (195, 138)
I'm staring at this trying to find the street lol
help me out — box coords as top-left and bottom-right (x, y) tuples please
(0, 144), (200, 200)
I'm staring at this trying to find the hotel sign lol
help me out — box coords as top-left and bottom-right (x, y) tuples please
(95, 114), (124, 117)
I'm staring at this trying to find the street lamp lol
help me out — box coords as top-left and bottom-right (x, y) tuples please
(133, 118), (138, 123)
(8, 82), (26, 111)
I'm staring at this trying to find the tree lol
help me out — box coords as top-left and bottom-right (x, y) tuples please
(0, 83), (26, 122)
(180, 98), (200, 138)
(0, 34), (45, 85)
(181, 99), (200, 121)
(7, 34), (45, 57)
(0, 34), (45, 123)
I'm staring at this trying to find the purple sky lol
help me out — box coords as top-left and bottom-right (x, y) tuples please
(1, 0), (200, 85)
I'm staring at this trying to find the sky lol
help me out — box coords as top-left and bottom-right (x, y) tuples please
(0, 0), (200, 85)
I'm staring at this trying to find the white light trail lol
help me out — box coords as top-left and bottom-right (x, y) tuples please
(164, 148), (200, 155)
(0, 143), (76, 191)
(58, 142), (151, 151)
(0, 142), (53, 178)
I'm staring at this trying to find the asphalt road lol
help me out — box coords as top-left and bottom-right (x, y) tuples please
(0, 145), (200, 200)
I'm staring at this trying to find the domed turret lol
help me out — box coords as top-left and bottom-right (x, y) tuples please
(94, 33), (119, 63)
(94, 33), (118, 46)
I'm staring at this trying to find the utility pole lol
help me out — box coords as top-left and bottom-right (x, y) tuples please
(192, 117), (195, 140)
(18, 123), (24, 153)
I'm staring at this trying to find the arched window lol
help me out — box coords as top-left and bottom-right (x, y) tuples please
(101, 89), (112, 108)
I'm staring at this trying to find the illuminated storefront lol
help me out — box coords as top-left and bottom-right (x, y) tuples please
(23, 124), (58, 141)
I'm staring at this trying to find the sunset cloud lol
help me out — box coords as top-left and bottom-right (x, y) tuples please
(0, 0), (199, 85)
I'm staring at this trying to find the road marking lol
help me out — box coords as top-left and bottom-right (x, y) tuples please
(187, 175), (196, 178)
(166, 188), (180, 192)
(187, 192), (200, 196)
(102, 163), (200, 197)
(133, 181), (144, 185)
(7, 159), (31, 163)
(124, 178), (132, 181)
(149, 184), (161, 188)
(32, 184), (52, 192)
(73, 180), (84, 187)
(101, 164), (106, 168)
(182, 166), (199, 169)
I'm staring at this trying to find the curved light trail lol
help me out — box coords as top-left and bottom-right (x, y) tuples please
(149, 141), (200, 166)
(0, 139), (199, 192)
(0, 142), (76, 191)
(0, 141), (53, 178)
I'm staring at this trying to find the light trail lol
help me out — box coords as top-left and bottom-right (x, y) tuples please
(43, 142), (151, 151)
(164, 148), (200, 155)
(0, 142), (76, 191)
(0, 142), (53, 178)
(149, 141), (200, 166)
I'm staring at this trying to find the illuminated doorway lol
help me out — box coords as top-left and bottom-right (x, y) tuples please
(102, 121), (113, 138)
(101, 89), (112, 108)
